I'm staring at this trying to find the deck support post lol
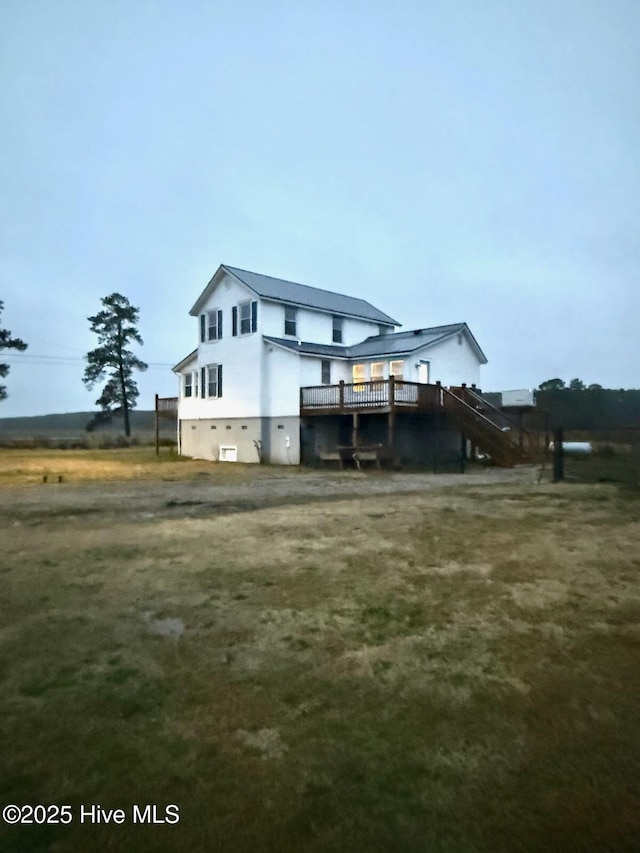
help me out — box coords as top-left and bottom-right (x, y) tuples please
(352, 412), (359, 448)
(388, 408), (396, 450)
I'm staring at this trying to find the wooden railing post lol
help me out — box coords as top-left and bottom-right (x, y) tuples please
(339, 380), (345, 411)
(389, 375), (395, 408)
(155, 394), (160, 456)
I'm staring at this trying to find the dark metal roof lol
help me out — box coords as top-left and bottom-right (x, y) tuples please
(263, 323), (487, 364)
(350, 323), (487, 362)
(222, 265), (400, 326)
(263, 336), (350, 358)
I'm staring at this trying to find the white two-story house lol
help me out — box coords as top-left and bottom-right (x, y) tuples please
(173, 264), (488, 465)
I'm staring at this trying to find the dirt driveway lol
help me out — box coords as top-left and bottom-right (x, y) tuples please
(0, 464), (536, 525)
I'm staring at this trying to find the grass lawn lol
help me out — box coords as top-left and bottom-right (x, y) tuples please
(0, 451), (639, 851)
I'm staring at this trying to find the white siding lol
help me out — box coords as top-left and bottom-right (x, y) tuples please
(262, 344), (301, 417)
(180, 272), (265, 419)
(259, 299), (385, 345)
(409, 334), (482, 387)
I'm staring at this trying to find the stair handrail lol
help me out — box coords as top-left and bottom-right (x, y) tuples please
(440, 388), (519, 464)
(448, 386), (536, 458)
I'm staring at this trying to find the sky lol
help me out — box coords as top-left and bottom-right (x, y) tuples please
(1, 0), (638, 417)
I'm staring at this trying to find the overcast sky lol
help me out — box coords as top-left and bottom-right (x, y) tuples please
(1, 0), (638, 417)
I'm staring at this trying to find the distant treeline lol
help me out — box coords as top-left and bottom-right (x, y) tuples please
(533, 389), (640, 431)
(0, 410), (176, 439)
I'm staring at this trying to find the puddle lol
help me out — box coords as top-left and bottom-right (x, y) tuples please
(148, 617), (185, 638)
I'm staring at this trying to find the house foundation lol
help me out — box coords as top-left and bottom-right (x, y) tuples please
(180, 416), (300, 464)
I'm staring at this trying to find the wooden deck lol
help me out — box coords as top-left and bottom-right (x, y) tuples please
(300, 378), (441, 416)
(301, 380), (540, 468)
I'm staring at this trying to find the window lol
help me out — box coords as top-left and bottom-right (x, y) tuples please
(233, 300), (258, 336)
(332, 316), (343, 343)
(418, 361), (430, 384)
(284, 306), (297, 337)
(200, 364), (223, 398)
(352, 363), (366, 391)
(239, 301), (251, 335)
(183, 371), (198, 398)
(389, 360), (404, 380)
(371, 362), (385, 382)
(200, 310), (223, 342)
(321, 359), (331, 384)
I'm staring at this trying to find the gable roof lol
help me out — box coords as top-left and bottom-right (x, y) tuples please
(263, 323), (488, 364)
(190, 264), (400, 326)
(172, 349), (197, 373)
(350, 323), (488, 363)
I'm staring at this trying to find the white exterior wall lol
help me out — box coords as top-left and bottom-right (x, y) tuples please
(345, 336), (482, 387)
(261, 345), (301, 417)
(259, 299), (385, 345)
(410, 335), (482, 387)
(178, 272), (265, 420)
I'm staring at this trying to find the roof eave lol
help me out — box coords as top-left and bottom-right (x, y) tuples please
(189, 264), (261, 316)
(172, 349), (198, 373)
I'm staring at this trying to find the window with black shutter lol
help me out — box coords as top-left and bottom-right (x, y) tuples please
(284, 306), (297, 337)
(206, 309), (223, 341)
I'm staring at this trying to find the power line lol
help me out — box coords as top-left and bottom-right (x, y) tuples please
(2, 353), (175, 368)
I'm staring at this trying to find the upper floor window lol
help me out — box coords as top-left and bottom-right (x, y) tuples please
(389, 360), (404, 380)
(233, 300), (258, 336)
(200, 309), (223, 343)
(284, 305), (297, 337)
(332, 316), (343, 344)
(321, 359), (331, 385)
(200, 364), (223, 398)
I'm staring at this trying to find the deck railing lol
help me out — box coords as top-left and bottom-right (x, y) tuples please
(300, 378), (425, 412)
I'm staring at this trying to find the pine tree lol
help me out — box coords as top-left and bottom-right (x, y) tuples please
(0, 300), (28, 402)
(83, 293), (148, 437)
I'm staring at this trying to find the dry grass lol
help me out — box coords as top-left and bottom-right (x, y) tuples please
(0, 456), (639, 851)
(0, 446), (279, 485)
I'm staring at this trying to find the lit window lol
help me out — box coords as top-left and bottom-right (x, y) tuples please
(390, 360), (404, 380)
(352, 363), (366, 391)
(371, 362), (384, 382)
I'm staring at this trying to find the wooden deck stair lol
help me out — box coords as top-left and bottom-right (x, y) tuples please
(444, 386), (534, 467)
